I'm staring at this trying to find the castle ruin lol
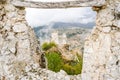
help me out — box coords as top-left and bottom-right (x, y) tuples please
(0, 0), (120, 80)
(51, 31), (67, 45)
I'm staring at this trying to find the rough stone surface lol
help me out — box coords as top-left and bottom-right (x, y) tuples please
(0, 0), (42, 80)
(82, 0), (120, 80)
(0, 0), (81, 80)
(13, 23), (28, 32)
(11, 0), (106, 9)
(0, 0), (120, 80)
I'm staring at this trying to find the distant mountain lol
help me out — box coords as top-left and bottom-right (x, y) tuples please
(33, 25), (51, 39)
(34, 21), (95, 31)
(52, 22), (95, 29)
(33, 21), (94, 43)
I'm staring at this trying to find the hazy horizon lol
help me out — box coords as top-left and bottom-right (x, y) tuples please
(26, 7), (96, 27)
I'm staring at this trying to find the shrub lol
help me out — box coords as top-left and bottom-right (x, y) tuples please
(63, 62), (82, 75)
(45, 52), (63, 72)
(42, 42), (83, 75)
(45, 52), (83, 75)
(42, 42), (57, 51)
(63, 64), (75, 75)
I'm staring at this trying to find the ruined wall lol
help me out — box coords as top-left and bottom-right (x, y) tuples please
(0, 0), (120, 80)
(0, 0), (81, 80)
(82, 0), (120, 80)
(0, 0), (42, 79)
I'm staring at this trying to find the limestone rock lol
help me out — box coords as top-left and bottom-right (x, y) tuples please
(82, 0), (120, 80)
(13, 23), (28, 32)
(0, 0), (120, 80)
(102, 27), (111, 33)
(0, 1), (42, 79)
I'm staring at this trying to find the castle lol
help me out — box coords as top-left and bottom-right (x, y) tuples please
(51, 31), (67, 45)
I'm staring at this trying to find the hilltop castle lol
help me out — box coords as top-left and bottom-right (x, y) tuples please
(51, 31), (67, 45)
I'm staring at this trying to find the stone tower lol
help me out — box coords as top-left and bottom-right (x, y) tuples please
(51, 31), (59, 44)
(60, 33), (67, 45)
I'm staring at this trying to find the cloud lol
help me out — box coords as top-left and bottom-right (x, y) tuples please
(25, 7), (96, 27)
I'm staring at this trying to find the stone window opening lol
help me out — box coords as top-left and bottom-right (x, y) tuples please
(0, 0), (120, 80)
(25, 7), (96, 75)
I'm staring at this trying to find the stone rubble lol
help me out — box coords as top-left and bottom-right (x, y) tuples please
(20, 68), (81, 80)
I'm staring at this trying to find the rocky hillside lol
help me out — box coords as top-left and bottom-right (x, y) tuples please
(33, 21), (94, 41)
(34, 26), (92, 53)
(57, 28), (91, 52)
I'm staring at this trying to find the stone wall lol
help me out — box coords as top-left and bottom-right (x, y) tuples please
(0, 0), (81, 80)
(82, 0), (120, 80)
(0, 0), (42, 79)
(0, 0), (120, 80)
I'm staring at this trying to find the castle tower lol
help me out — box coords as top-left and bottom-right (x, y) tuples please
(61, 33), (67, 45)
(51, 31), (59, 44)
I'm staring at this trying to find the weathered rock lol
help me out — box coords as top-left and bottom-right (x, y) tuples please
(82, 0), (120, 80)
(13, 23), (28, 32)
(0, 0), (42, 79)
(0, 0), (120, 80)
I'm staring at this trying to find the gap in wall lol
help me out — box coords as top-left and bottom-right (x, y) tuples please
(25, 7), (96, 75)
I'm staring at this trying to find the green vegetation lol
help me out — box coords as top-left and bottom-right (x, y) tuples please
(62, 54), (82, 75)
(45, 52), (63, 72)
(42, 42), (57, 51)
(42, 42), (83, 75)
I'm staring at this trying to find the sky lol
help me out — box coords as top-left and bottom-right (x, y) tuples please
(25, 0), (96, 27)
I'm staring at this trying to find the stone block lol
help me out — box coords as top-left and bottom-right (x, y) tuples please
(13, 23), (28, 32)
